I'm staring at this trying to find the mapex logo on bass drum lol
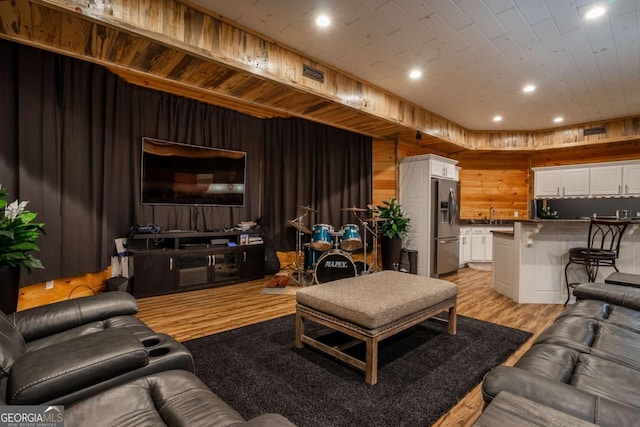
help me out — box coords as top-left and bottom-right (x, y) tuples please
(325, 261), (349, 268)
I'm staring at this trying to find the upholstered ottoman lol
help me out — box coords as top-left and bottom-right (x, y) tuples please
(295, 270), (458, 384)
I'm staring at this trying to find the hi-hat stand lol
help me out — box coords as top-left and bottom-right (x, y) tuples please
(287, 205), (316, 285)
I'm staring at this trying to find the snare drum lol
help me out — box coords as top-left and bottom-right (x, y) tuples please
(303, 243), (323, 271)
(311, 224), (333, 251)
(340, 224), (362, 251)
(314, 250), (357, 284)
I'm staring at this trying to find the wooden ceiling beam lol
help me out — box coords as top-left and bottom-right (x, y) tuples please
(1, 0), (639, 152)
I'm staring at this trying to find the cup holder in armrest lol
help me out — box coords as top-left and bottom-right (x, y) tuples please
(148, 347), (171, 357)
(142, 338), (161, 347)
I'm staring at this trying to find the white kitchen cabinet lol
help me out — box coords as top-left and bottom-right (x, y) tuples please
(470, 228), (488, 261)
(469, 227), (511, 262)
(459, 227), (471, 266)
(534, 160), (640, 199)
(590, 166), (623, 196)
(534, 170), (564, 197)
(534, 167), (589, 198)
(430, 159), (457, 180)
(623, 164), (640, 195)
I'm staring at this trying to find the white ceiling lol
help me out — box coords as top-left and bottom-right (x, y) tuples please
(190, 0), (640, 131)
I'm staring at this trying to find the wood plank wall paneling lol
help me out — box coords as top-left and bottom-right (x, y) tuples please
(371, 139), (397, 207)
(17, 269), (110, 311)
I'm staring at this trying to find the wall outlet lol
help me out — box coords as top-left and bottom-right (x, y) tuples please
(514, 211), (519, 218)
(45, 280), (54, 290)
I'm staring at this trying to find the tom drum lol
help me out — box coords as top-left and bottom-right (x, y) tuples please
(340, 224), (362, 251)
(311, 224), (334, 251)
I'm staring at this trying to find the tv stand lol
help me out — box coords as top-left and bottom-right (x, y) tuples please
(128, 230), (264, 298)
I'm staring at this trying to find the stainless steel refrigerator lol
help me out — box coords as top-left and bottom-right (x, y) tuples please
(430, 178), (460, 277)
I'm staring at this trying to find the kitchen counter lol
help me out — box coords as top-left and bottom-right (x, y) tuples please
(492, 220), (640, 304)
(491, 230), (514, 236)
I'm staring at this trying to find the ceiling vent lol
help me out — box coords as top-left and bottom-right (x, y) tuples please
(583, 127), (606, 136)
(302, 65), (324, 83)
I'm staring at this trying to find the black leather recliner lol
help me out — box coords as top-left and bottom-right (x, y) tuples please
(482, 283), (640, 426)
(0, 292), (193, 405)
(63, 369), (296, 427)
(0, 292), (296, 426)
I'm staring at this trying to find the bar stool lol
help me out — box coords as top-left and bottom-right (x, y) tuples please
(564, 219), (630, 306)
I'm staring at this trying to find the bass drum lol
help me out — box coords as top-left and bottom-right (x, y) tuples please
(314, 250), (357, 284)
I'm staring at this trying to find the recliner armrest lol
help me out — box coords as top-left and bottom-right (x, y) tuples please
(482, 365), (640, 427)
(10, 293), (139, 341)
(574, 282), (640, 310)
(7, 328), (147, 404)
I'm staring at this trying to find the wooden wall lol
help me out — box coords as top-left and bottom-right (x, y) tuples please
(373, 138), (640, 222)
(372, 139), (397, 207)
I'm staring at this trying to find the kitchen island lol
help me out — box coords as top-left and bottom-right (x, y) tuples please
(492, 219), (640, 304)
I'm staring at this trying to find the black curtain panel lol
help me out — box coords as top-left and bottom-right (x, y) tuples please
(0, 39), (371, 284)
(264, 118), (372, 250)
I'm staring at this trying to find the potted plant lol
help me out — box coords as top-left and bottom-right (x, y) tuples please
(377, 198), (410, 270)
(0, 185), (45, 314)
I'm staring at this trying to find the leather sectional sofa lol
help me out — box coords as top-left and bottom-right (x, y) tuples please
(1, 292), (294, 426)
(482, 282), (640, 426)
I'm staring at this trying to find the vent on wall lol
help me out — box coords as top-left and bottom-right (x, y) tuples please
(584, 127), (607, 136)
(302, 65), (324, 83)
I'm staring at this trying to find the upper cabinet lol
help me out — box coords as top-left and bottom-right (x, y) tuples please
(534, 160), (640, 199)
(590, 166), (623, 196)
(623, 164), (640, 195)
(534, 168), (589, 198)
(430, 158), (458, 180)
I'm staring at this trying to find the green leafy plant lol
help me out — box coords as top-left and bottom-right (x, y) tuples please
(377, 198), (411, 239)
(0, 185), (45, 271)
(538, 206), (558, 219)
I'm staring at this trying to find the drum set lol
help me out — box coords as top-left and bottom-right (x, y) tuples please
(288, 205), (385, 285)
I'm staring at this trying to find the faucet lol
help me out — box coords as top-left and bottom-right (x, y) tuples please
(489, 206), (496, 225)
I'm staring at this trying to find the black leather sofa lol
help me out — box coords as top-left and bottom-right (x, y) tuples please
(482, 282), (640, 426)
(1, 292), (295, 426)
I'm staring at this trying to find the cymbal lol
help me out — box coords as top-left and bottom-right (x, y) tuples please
(296, 205), (318, 213)
(288, 220), (311, 234)
(341, 206), (367, 212)
(364, 217), (387, 222)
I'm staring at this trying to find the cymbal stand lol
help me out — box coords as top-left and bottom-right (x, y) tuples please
(352, 212), (376, 274)
(290, 212), (311, 286)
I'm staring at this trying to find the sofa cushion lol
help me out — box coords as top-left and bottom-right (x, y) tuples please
(25, 315), (150, 353)
(0, 312), (25, 378)
(64, 370), (296, 427)
(560, 299), (640, 332)
(535, 316), (640, 370)
(571, 353), (640, 410)
(514, 344), (579, 383)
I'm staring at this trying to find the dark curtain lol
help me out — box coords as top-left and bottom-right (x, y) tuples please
(0, 39), (371, 284)
(264, 118), (372, 250)
(0, 40), (264, 284)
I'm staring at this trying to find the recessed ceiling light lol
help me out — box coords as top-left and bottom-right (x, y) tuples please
(493, 115), (503, 122)
(553, 117), (564, 123)
(409, 69), (422, 79)
(316, 15), (331, 27)
(585, 6), (606, 20)
(522, 85), (536, 93)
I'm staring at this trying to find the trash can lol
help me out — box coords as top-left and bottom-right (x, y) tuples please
(407, 250), (418, 274)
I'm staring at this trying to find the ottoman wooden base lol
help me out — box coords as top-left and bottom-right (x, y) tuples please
(295, 296), (457, 385)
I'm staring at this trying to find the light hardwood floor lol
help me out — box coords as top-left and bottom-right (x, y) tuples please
(136, 266), (565, 427)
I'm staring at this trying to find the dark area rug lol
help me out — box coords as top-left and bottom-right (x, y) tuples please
(183, 314), (531, 427)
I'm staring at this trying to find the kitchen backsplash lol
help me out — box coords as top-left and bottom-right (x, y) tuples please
(536, 198), (640, 219)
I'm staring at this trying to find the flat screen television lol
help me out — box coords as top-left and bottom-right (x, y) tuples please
(141, 137), (247, 206)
